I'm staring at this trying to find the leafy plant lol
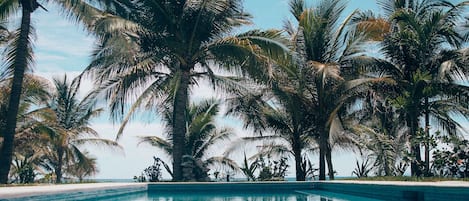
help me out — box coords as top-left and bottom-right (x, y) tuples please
(432, 136), (469, 178)
(240, 152), (258, 181)
(257, 155), (289, 181)
(301, 156), (318, 180)
(352, 156), (372, 178)
(143, 159), (162, 182)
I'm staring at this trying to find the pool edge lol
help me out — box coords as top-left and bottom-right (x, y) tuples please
(0, 183), (147, 200)
(1, 181), (468, 201)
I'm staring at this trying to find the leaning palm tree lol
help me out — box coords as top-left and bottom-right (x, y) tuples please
(0, 0), (112, 183)
(139, 99), (237, 181)
(38, 75), (120, 183)
(84, 0), (288, 181)
(0, 1), (41, 182)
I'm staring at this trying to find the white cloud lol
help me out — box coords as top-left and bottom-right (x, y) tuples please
(32, 6), (94, 73)
(25, 1), (367, 180)
(86, 122), (171, 179)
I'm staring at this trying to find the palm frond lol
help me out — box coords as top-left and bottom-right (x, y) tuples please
(138, 136), (172, 156)
(205, 156), (239, 172)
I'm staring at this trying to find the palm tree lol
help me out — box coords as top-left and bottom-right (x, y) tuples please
(66, 150), (98, 182)
(138, 99), (237, 181)
(0, 0), (42, 183)
(0, 0), (114, 182)
(352, 124), (408, 176)
(226, 86), (317, 181)
(84, 0), (288, 181)
(38, 75), (120, 183)
(359, 0), (469, 176)
(0, 74), (50, 183)
(283, 0), (386, 180)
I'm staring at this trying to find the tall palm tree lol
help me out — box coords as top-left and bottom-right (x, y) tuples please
(0, 0), (42, 183)
(38, 75), (120, 183)
(284, 0), (385, 180)
(139, 99), (237, 181)
(359, 0), (469, 176)
(0, 0), (112, 183)
(84, 0), (287, 181)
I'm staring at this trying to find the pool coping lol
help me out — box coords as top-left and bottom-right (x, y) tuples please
(0, 181), (468, 200)
(0, 183), (147, 200)
(313, 180), (469, 201)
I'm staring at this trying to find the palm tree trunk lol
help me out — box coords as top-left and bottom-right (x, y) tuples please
(172, 69), (190, 181)
(55, 148), (64, 183)
(0, 7), (32, 184)
(410, 116), (422, 177)
(424, 98), (430, 177)
(318, 132), (327, 180)
(292, 133), (305, 181)
(326, 144), (334, 180)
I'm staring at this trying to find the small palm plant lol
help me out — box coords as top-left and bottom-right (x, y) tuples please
(352, 156), (373, 178)
(239, 152), (258, 181)
(139, 99), (238, 181)
(38, 75), (121, 183)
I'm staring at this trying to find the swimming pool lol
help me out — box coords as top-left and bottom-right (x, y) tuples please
(2, 181), (468, 201)
(83, 190), (384, 201)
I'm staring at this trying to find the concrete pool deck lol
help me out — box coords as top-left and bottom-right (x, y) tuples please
(0, 183), (147, 200)
(0, 181), (468, 200)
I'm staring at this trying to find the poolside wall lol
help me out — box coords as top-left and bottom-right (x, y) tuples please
(148, 181), (315, 192)
(313, 182), (469, 201)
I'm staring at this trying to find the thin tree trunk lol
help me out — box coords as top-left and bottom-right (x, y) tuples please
(424, 98), (430, 177)
(318, 132), (326, 180)
(0, 7), (32, 184)
(172, 69), (190, 181)
(410, 115), (422, 177)
(55, 148), (64, 183)
(326, 143), (334, 180)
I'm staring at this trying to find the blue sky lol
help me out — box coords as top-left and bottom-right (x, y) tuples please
(26, 0), (379, 180)
(20, 0), (465, 179)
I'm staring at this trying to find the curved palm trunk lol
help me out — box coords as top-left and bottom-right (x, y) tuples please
(172, 69), (190, 181)
(0, 6), (33, 184)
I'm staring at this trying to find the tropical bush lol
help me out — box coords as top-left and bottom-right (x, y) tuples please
(432, 136), (469, 178)
(257, 155), (289, 181)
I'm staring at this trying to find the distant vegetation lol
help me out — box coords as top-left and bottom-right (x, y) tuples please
(0, 0), (468, 183)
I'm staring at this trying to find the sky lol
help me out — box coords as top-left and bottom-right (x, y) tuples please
(12, 0), (463, 180)
(15, 0), (377, 180)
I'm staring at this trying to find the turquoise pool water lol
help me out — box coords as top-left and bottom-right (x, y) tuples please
(86, 190), (384, 201)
